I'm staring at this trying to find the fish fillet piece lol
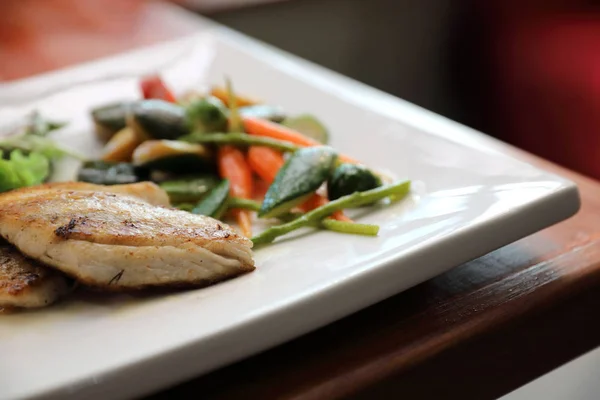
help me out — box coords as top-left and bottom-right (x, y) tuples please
(12, 181), (171, 207)
(0, 240), (72, 309)
(0, 183), (254, 290)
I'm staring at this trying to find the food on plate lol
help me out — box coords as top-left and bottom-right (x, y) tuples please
(91, 101), (132, 142)
(259, 146), (338, 218)
(0, 239), (73, 310)
(0, 112), (80, 192)
(327, 163), (383, 201)
(101, 127), (145, 162)
(192, 179), (231, 219)
(251, 180), (409, 245)
(77, 74), (411, 245)
(0, 182), (254, 290)
(280, 114), (329, 144)
(128, 99), (188, 140)
(0, 74), (411, 310)
(132, 140), (213, 173)
(77, 160), (149, 186)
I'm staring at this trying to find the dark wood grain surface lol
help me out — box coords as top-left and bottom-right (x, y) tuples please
(3, 3), (600, 399)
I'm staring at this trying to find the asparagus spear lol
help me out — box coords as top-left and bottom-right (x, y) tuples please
(320, 219), (379, 236)
(228, 197), (261, 211)
(251, 180), (410, 245)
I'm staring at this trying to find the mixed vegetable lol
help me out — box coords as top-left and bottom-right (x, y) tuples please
(1, 74), (411, 245)
(0, 112), (81, 192)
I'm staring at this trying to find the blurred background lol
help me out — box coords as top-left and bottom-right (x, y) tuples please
(1, 0), (599, 180)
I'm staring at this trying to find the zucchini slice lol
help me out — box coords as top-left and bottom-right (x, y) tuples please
(259, 146), (337, 218)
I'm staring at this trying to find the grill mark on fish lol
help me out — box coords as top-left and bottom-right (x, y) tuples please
(55, 217), (88, 238)
(108, 270), (124, 285)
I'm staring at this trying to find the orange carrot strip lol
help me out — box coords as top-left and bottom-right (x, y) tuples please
(252, 176), (270, 200)
(243, 116), (359, 164)
(244, 116), (319, 147)
(232, 209), (252, 238)
(247, 146), (285, 184)
(217, 145), (254, 237)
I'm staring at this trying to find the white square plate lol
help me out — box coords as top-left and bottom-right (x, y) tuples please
(0, 9), (580, 400)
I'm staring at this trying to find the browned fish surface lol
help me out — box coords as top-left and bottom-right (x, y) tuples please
(9, 181), (171, 207)
(0, 240), (72, 309)
(0, 182), (255, 290)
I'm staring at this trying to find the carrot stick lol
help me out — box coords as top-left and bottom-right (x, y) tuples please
(233, 209), (253, 239)
(244, 116), (318, 147)
(243, 116), (359, 164)
(247, 146), (285, 184)
(217, 145), (254, 237)
(252, 176), (270, 200)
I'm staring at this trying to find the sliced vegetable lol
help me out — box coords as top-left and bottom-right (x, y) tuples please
(185, 96), (228, 133)
(244, 116), (357, 163)
(91, 102), (131, 142)
(0, 150), (50, 192)
(158, 175), (221, 203)
(327, 163), (382, 201)
(225, 78), (243, 133)
(239, 105), (285, 122)
(101, 127), (145, 162)
(281, 114), (329, 144)
(140, 75), (177, 103)
(211, 85), (259, 108)
(0, 128), (81, 160)
(192, 179), (230, 219)
(181, 132), (299, 153)
(259, 146), (338, 219)
(132, 140), (213, 173)
(217, 146), (254, 237)
(77, 160), (149, 185)
(128, 100), (188, 140)
(246, 147), (350, 221)
(320, 219), (379, 236)
(247, 146), (285, 184)
(252, 180), (411, 245)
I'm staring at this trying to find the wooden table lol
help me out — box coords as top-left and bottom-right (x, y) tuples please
(3, 2), (600, 399)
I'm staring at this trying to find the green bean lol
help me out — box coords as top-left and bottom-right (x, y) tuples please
(320, 219), (379, 236)
(180, 132), (300, 153)
(251, 180), (410, 245)
(227, 197), (261, 212)
(178, 197), (261, 213)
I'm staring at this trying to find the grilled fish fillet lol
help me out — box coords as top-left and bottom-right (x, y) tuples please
(0, 240), (72, 309)
(0, 182), (254, 290)
(16, 181), (171, 207)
